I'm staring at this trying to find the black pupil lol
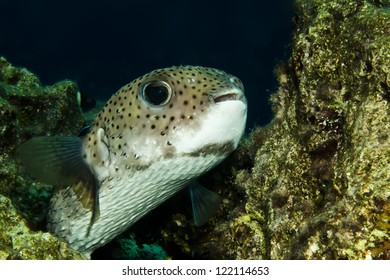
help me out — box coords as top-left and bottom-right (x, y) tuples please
(144, 84), (169, 106)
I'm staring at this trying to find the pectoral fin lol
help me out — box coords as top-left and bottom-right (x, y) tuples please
(188, 181), (221, 226)
(19, 136), (100, 233)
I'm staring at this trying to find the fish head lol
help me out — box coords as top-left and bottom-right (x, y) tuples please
(92, 66), (247, 166)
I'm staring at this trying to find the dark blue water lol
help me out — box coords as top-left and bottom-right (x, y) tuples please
(0, 0), (293, 129)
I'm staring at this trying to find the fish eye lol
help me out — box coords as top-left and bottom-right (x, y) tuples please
(141, 81), (172, 107)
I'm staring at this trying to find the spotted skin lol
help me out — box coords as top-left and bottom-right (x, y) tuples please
(84, 66), (244, 168)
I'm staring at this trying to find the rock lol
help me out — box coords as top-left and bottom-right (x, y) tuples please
(0, 56), (87, 259)
(0, 194), (85, 259)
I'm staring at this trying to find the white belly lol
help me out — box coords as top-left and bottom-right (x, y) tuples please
(47, 154), (223, 256)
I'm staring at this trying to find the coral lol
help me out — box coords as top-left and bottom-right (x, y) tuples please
(164, 0), (389, 259)
(111, 232), (168, 260)
(0, 56), (86, 259)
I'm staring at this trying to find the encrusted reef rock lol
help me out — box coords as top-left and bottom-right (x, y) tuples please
(0, 194), (84, 259)
(0, 57), (86, 259)
(166, 0), (389, 259)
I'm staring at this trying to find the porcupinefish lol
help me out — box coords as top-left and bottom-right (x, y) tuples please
(19, 66), (247, 256)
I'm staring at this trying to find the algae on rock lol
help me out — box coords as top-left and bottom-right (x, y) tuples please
(0, 194), (85, 259)
(0, 57), (86, 259)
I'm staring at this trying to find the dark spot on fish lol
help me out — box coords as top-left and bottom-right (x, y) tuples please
(151, 124), (156, 129)
(183, 100), (188, 106)
(170, 116), (175, 121)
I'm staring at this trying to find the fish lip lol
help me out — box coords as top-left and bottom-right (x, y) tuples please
(213, 89), (246, 104)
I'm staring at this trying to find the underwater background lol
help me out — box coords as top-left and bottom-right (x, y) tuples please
(0, 0), (293, 128)
(1, 0), (389, 260)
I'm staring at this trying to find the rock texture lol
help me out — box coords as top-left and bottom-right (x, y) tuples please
(0, 194), (84, 259)
(0, 57), (86, 259)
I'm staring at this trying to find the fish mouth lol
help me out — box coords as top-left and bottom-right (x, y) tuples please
(213, 89), (246, 104)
